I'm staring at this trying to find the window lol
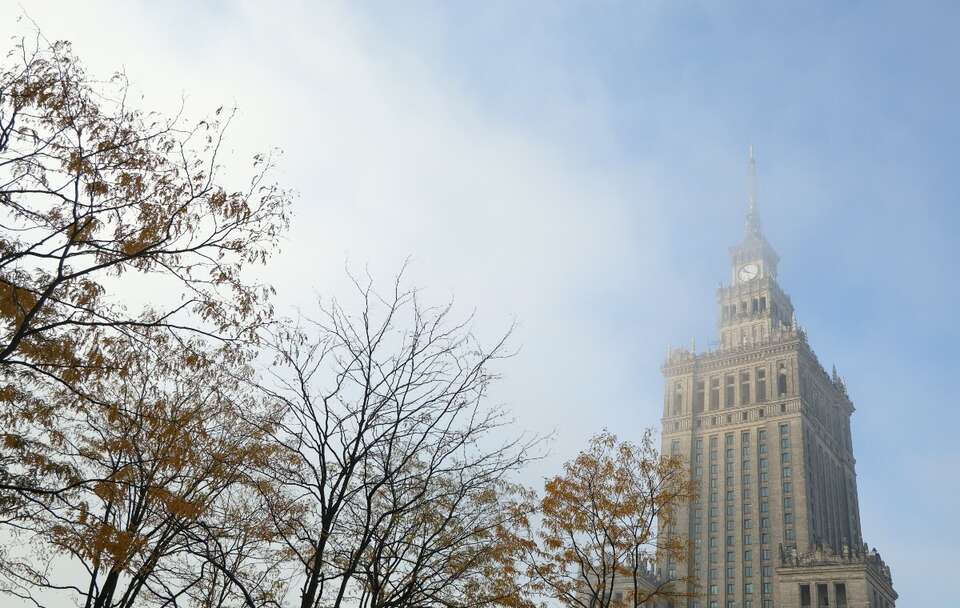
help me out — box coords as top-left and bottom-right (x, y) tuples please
(740, 371), (751, 404)
(725, 375), (735, 407)
(744, 565), (752, 577)
(673, 382), (684, 415)
(743, 518), (753, 529)
(799, 584), (811, 608)
(780, 423), (790, 436)
(695, 380), (706, 412)
(761, 548), (771, 561)
(710, 377), (720, 410)
(835, 582), (848, 608)
(743, 533), (752, 545)
(783, 467), (792, 478)
(756, 368), (767, 401)
(782, 452), (791, 463)
(745, 582), (754, 594)
(743, 549), (752, 561)
(758, 430), (766, 442)
(817, 584), (828, 607)
(777, 362), (788, 396)
(671, 439), (681, 454)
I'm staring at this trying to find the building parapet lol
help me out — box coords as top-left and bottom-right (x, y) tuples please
(779, 543), (894, 586)
(664, 327), (805, 370)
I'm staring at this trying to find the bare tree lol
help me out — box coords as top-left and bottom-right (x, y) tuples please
(258, 271), (540, 608)
(528, 430), (695, 608)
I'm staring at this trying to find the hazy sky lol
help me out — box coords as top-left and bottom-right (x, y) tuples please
(4, 1), (958, 604)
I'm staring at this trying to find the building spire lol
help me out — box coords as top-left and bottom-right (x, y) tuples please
(746, 145), (762, 237)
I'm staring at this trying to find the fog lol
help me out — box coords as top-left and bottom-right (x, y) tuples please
(3, 1), (958, 605)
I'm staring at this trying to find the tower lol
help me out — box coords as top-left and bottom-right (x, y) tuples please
(660, 151), (897, 608)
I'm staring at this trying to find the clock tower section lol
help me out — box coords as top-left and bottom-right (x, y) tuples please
(718, 154), (794, 351)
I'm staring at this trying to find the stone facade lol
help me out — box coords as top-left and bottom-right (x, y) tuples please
(658, 168), (896, 608)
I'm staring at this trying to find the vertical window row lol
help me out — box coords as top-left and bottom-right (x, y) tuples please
(757, 429), (773, 607)
(709, 433), (719, 583)
(781, 423), (795, 542)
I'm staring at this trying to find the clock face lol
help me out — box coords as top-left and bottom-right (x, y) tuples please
(738, 263), (760, 282)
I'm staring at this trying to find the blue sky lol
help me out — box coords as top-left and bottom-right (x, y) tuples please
(6, 1), (958, 603)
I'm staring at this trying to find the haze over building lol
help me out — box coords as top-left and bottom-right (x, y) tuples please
(660, 151), (897, 608)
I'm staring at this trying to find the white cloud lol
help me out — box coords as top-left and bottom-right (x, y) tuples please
(3, 0), (682, 489)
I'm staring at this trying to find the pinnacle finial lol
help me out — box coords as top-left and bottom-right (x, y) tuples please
(746, 145), (761, 237)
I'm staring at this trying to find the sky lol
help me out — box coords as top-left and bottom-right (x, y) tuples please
(3, 0), (959, 604)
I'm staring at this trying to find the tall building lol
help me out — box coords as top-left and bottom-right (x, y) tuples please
(660, 152), (897, 608)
